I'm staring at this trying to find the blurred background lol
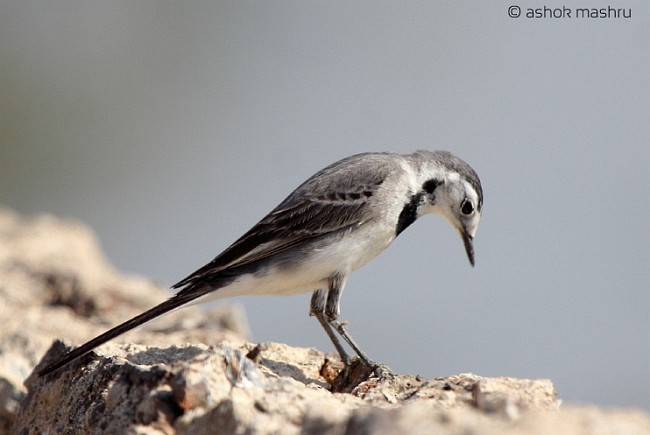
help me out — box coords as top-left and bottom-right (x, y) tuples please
(1, 1), (648, 410)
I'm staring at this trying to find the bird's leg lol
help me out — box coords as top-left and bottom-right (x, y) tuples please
(310, 289), (350, 365)
(331, 321), (376, 368)
(324, 274), (377, 368)
(315, 313), (352, 365)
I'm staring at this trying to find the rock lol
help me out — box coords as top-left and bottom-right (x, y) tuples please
(19, 342), (650, 435)
(2, 207), (650, 434)
(0, 207), (248, 433)
(18, 342), (558, 434)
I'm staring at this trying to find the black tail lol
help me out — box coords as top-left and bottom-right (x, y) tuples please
(38, 289), (206, 377)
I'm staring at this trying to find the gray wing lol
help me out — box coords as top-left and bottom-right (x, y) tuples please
(173, 152), (400, 289)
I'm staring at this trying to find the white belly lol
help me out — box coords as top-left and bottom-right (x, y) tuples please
(192, 222), (396, 303)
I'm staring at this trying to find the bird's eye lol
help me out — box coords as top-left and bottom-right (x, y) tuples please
(461, 199), (474, 215)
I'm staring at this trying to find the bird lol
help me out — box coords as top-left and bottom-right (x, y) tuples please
(38, 150), (483, 376)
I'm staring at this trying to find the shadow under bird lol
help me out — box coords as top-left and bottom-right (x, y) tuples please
(38, 150), (483, 376)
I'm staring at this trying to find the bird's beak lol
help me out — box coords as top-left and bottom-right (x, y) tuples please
(461, 230), (475, 267)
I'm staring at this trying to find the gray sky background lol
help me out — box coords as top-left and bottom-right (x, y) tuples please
(2, 2), (648, 410)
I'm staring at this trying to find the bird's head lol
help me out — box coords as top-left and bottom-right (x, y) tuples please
(408, 151), (483, 266)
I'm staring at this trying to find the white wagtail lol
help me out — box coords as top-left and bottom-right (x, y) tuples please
(39, 150), (483, 376)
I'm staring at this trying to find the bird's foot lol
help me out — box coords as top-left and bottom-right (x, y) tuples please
(327, 356), (393, 393)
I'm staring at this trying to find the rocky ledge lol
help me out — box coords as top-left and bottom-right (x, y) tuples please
(1, 207), (649, 434)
